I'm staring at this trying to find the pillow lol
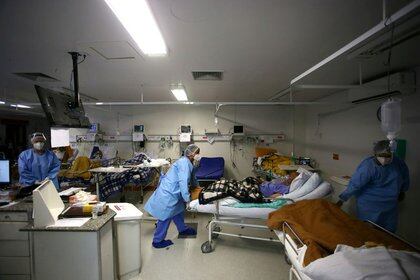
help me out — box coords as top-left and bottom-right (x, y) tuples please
(295, 181), (332, 201)
(302, 245), (409, 280)
(288, 172), (311, 193)
(282, 173), (321, 200)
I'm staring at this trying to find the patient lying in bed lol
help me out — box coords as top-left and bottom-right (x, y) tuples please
(267, 199), (415, 266)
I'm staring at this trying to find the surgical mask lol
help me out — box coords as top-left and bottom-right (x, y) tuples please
(193, 155), (201, 167)
(33, 142), (45, 151)
(55, 151), (65, 160)
(377, 156), (392, 166)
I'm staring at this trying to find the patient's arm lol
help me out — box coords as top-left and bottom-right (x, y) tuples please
(269, 193), (281, 199)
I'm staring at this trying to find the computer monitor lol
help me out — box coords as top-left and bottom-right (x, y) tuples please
(0, 160), (10, 185)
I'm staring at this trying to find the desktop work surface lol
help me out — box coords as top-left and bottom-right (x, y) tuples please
(1, 200), (117, 280)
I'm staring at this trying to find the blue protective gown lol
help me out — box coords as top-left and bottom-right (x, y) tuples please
(18, 149), (61, 189)
(145, 157), (198, 221)
(339, 156), (409, 232)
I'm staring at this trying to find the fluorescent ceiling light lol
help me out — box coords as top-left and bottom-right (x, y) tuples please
(104, 0), (168, 56)
(0, 101), (5, 105)
(170, 84), (188, 101)
(96, 102), (104, 105)
(11, 104), (31, 109)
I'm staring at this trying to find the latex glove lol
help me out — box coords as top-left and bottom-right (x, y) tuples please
(34, 180), (42, 185)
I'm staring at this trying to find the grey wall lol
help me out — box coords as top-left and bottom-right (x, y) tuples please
(300, 68), (420, 247)
(75, 105), (298, 180)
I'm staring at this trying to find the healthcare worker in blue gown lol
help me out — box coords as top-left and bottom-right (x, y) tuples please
(18, 132), (61, 189)
(337, 140), (409, 233)
(145, 144), (201, 248)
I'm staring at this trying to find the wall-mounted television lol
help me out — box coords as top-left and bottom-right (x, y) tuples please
(35, 85), (91, 128)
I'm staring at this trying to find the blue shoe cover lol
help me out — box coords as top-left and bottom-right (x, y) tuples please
(179, 227), (197, 236)
(152, 239), (173, 248)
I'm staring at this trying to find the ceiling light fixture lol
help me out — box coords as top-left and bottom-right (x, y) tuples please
(96, 102), (104, 105)
(0, 101), (5, 105)
(170, 84), (188, 101)
(10, 104), (31, 109)
(104, 0), (168, 57)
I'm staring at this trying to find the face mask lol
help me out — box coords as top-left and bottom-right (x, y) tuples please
(54, 151), (65, 160)
(194, 154), (201, 162)
(377, 156), (392, 166)
(33, 142), (45, 151)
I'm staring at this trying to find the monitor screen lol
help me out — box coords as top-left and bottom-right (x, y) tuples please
(35, 85), (91, 128)
(0, 160), (10, 184)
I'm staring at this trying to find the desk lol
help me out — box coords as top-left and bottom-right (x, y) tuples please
(89, 167), (132, 201)
(22, 209), (116, 280)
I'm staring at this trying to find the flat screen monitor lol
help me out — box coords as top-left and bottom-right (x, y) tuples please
(35, 85), (91, 128)
(0, 160), (10, 185)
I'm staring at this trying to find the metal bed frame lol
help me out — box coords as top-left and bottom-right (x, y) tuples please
(199, 199), (292, 253)
(282, 220), (420, 280)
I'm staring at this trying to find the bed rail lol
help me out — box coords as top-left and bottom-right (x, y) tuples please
(366, 220), (420, 252)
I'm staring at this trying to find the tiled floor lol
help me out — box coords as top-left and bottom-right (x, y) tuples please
(124, 192), (291, 280)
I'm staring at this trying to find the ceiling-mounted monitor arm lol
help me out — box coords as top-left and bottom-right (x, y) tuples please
(68, 51), (81, 107)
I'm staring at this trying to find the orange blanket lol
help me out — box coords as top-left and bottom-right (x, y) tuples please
(267, 199), (413, 266)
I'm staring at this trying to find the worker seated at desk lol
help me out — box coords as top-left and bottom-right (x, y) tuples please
(18, 132), (61, 191)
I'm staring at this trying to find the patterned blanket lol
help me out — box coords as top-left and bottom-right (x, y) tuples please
(99, 153), (156, 199)
(199, 177), (264, 204)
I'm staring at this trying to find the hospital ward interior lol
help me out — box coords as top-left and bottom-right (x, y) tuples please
(1, 0), (420, 279)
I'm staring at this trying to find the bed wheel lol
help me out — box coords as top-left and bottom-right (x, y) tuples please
(284, 254), (292, 265)
(201, 241), (214, 253)
(212, 226), (221, 239)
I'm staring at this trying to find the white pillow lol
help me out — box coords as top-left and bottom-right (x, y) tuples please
(295, 181), (332, 201)
(289, 172), (311, 193)
(283, 173), (321, 200)
(302, 245), (409, 280)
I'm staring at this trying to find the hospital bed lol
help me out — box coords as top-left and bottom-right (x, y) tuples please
(188, 197), (293, 253)
(278, 221), (420, 280)
(189, 182), (332, 254)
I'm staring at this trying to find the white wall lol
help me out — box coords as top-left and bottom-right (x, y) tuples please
(300, 68), (420, 247)
(75, 105), (298, 179)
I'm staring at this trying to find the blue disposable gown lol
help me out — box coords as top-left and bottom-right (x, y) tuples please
(145, 157), (198, 221)
(339, 156), (409, 232)
(18, 149), (61, 189)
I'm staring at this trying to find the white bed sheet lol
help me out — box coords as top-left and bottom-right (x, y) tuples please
(188, 198), (277, 219)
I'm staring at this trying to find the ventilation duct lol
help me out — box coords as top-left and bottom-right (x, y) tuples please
(192, 71), (223, 81)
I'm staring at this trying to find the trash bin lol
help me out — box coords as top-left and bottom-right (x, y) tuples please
(108, 203), (143, 280)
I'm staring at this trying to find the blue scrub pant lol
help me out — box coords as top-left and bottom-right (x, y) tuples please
(357, 199), (398, 233)
(153, 211), (188, 243)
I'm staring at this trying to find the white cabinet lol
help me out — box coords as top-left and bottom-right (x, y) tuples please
(0, 210), (32, 280)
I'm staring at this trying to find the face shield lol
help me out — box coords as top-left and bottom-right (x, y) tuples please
(31, 132), (47, 151)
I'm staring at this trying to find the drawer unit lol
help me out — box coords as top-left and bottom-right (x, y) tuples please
(0, 222), (29, 240)
(0, 240), (30, 257)
(0, 256), (31, 275)
(0, 212), (29, 222)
